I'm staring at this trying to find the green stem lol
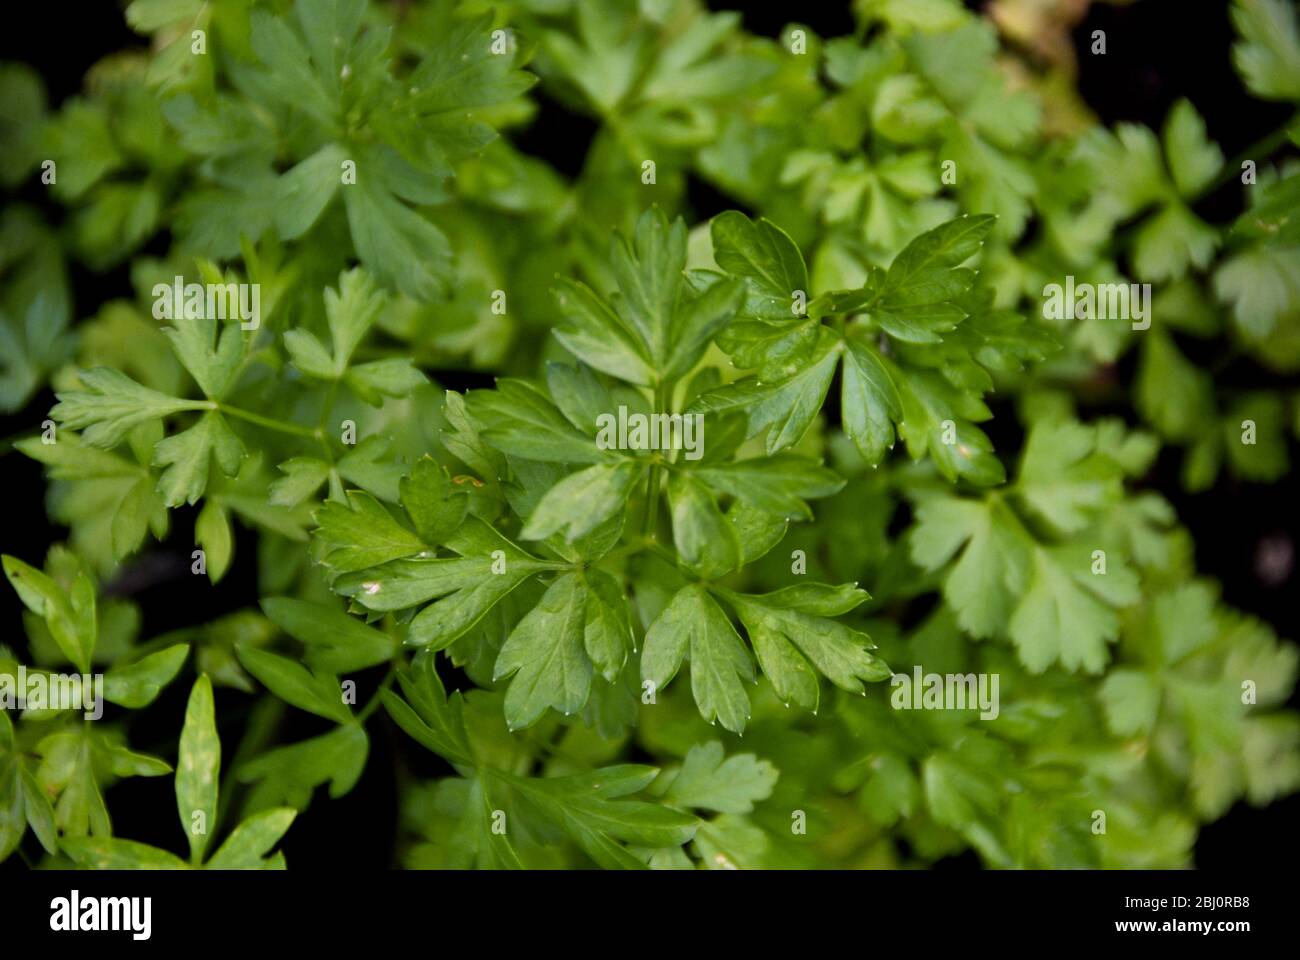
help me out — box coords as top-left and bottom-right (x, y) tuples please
(315, 381), (342, 462)
(597, 538), (652, 564)
(1198, 111), (1299, 201)
(641, 539), (678, 567)
(216, 402), (322, 440)
(318, 380), (340, 433)
(592, 536), (679, 574)
(642, 382), (671, 540)
(642, 463), (663, 540)
(358, 667), (397, 723)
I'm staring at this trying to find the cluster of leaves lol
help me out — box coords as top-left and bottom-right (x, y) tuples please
(2, 0), (1299, 869)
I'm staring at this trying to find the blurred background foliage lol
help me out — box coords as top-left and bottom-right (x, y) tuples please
(1, 0), (1298, 869)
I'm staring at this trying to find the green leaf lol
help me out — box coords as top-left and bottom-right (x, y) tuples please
(275, 143), (346, 240)
(1131, 202), (1219, 282)
(520, 461), (645, 543)
(103, 644), (189, 708)
(2, 291), (74, 414)
(343, 175), (451, 302)
(513, 765), (698, 870)
(260, 596), (398, 674)
(468, 379), (614, 464)
(910, 19), (996, 99)
(43, 101), (122, 201)
(382, 658), (474, 769)
(923, 751), (1000, 834)
(1014, 420), (1122, 536)
(541, 1), (645, 113)
(842, 336), (902, 465)
(51, 367), (203, 448)
(400, 456), (468, 545)
(1230, 172), (1300, 247)
(410, 776), (524, 869)
(153, 411), (244, 507)
(642, 584), (754, 734)
(195, 500), (233, 583)
(1136, 330), (1216, 442)
(240, 726), (369, 813)
(163, 309), (245, 401)
(552, 279), (656, 387)
(335, 436), (405, 502)
(3, 555), (95, 672)
(205, 808), (296, 869)
(506, 459), (629, 563)
(1214, 246), (1300, 338)
(314, 490), (427, 579)
(724, 586), (888, 710)
(20, 765), (58, 856)
(554, 208), (743, 383)
(345, 358), (427, 404)
(35, 730), (110, 838)
(103, 741), (172, 779)
(176, 675), (220, 864)
(709, 211), (809, 321)
(1146, 586), (1221, 662)
(1231, 0), (1300, 100)
(0, 63), (48, 188)
(493, 572), (593, 730)
(666, 277), (746, 382)
(881, 214), (994, 303)
(1163, 99), (1223, 197)
(662, 741), (778, 813)
(441, 389), (507, 489)
(693, 813), (774, 869)
(282, 329), (334, 379)
(287, 268), (386, 380)
(691, 329), (840, 455)
(911, 496), (1030, 640)
(404, 9), (536, 112)
(583, 568), (633, 683)
(110, 473), (171, 558)
(269, 457), (331, 507)
(1008, 546), (1139, 674)
(546, 361), (612, 434)
(895, 370), (1006, 486)
(295, 0), (370, 102)
(691, 455), (844, 521)
(1224, 393), (1289, 481)
(714, 315), (821, 382)
(336, 520), (552, 649)
(248, 9), (337, 125)
(942, 127), (1034, 240)
(0, 760), (24, 863)
(62, 836), (190, 870)
(641, 10), (771, 101)
(872, 303), (965, 344)
(668, 473), (742, 579)
(1099, 670), (1162, 736)
(236, 646), (353, 725)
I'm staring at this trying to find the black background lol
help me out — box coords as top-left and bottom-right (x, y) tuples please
(1, 0), (1297, 871)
